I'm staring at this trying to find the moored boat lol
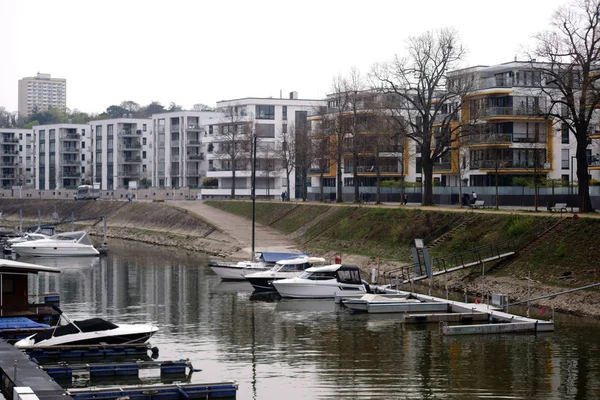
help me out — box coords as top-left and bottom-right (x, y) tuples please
(209, 251), (307, 280)
(272, 264), (369, 299)
(245, 256), (327, 291)
(12, 231), (100, 257)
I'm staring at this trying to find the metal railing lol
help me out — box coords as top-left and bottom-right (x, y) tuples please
(470, 160), (548, 170)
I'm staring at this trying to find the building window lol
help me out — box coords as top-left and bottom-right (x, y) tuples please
(282, 106), (287, 120)
(81, 142), (85, 149)
(143, 138), (147, 145)
(143, 151), (147, 159)
(82, 154), (85, 161)
(19, 133), (23, 139)
(561, 123), (570, 144)
(562, 174), (569, 183)
(143, 124), (147, 132)
(256, 105), (275, 120)
(256, 124), (275, 138)
(82, 129), (85, 136)
(282, 124), (287, 134)
(562, 149), (569, 169)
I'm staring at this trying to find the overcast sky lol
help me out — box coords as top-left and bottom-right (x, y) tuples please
(0, 0), (568, 114)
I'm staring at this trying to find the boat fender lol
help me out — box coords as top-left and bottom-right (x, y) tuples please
(177, 388), (191, 400)
(151, 346), (159, 359)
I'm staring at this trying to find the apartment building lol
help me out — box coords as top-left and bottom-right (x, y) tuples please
(90, 118), (153, 190)
(33, 124), (92, 190)
(203, 93), (324, 200)
(307, 91), (408, 201)
(18, 73), (67, 117)
(0, 128), (33, 188)
(445, 61), (578, 187)
(151, 110), (221, 189)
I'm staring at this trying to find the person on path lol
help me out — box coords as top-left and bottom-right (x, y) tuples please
(403, 193), (408, 205)
(281, 192), (286, 201)
(471, 191), (477, 205)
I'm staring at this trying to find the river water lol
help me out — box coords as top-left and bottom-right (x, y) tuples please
(24, 239), (600, 399)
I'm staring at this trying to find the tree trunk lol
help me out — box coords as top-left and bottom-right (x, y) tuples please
(231, 167), (236, 199)
(319, 174), (325, 202)
(336, 164), (343, 203)
(576, 145), (594, 212)
(353, 154), (360, 203)
(458, 174), (463, 208)
(421, 160), (434, 206)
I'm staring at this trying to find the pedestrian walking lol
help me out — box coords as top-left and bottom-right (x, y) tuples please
(281, 191), (286, 201)
(403, 193), (408, 205)
(471, 191), (477, 205)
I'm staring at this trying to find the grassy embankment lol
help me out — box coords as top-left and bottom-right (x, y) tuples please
(0, 199), (229, 255)
(206, 200), (600, 289)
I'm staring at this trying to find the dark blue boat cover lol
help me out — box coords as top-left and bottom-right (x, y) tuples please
(0, 317), (50, 329)
(258, 252), (308, 263)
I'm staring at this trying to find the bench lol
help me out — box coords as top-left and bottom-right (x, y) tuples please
(550, 203), (568, 213)
(470, 200), (485, 209)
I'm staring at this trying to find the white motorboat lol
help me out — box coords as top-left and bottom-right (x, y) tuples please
(272, 264), (369, 299)
(11, 231), (100, 257)
(14, 306), (158, 348)
(341, 293), (443, 313)
(3, 226), (55, 254)
(209, 252), (307, 280)
(245, 256), (327, 291)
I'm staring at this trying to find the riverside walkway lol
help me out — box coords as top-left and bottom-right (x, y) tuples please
(169, 200), (301, 260)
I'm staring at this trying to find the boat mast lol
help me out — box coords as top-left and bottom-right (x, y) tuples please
(251, 133), (257, 261)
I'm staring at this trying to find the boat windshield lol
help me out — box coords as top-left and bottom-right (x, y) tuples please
(336, 268), (362, 284)
(298, 270), (337, 280)
(272, 262), (311, 273)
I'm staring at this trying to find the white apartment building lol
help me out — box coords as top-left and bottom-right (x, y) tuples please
(0, 128), (33, 188)
(33, 124), (92, 190)
(151, 110), (221, 189)
(18, 73), (67, 117)
(203, 93), (325, 200)
(90, 118), (153, 190)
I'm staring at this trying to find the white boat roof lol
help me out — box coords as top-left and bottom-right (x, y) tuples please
(0, 259), (61, 274)
(304, 264), (343, 272)
(54, 231), (93, 245)
(276, 256), (327, 265)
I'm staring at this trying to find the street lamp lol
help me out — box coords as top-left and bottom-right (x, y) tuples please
(571, 154), (576, 212)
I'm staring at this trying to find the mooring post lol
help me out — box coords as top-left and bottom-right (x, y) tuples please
(464, 288), (468, 303)
(103, 216), (107, 245)
(19, 208), (22, 233)
(14, 359), (17, 383)
(38, 208), (41, 228)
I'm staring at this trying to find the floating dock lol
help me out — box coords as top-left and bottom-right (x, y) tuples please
(24, 343), (157, 362)
(338, 288), (554, 335)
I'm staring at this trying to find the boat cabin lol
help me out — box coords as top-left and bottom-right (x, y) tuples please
(272, 256), (327, 272)
(298, 264), (363, 284)
(0, 259), (60, 323)
(256, 252), (309, 264)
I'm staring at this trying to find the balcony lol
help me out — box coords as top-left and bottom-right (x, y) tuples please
(186, 170), (203, 177)
(1, 150), (19, 156)
(473, 106), (546, 119)
(187, 154), (204, 160)
(121, 156), (142, 163)
(171, 140), (180, 147)
(465, 133), (547, 145)
(308, 168), (331, 175)
(118, 170), (141, 178)
(344, 165), (401, 174)
(0, 162), (16, 167)
(61, 133), (81, 141)
(62, 171), (81, 178)
(158, 126), (165, 134)
(1, 138), (19, 144)
(433, 162), (452, 171)
(187, 124), (202, 131)
(171, 125), (180, 132)
(118, 129), (142, 136)
(62, 147), (79, 153)
(470, 160), (549, 170)
(119, 143), (142, 149)
(61, 159), (79, 166)
(187, 140), (202, 146)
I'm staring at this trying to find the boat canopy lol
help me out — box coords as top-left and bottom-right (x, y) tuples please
(258, 252), (307, 263)
(53, 231), (93, 245)
(29, 318), (118, 344)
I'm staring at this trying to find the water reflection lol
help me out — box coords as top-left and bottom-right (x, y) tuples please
(21, 239), (600, 399)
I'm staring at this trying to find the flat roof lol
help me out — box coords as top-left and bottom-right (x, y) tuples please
(0, 259), (60, 274)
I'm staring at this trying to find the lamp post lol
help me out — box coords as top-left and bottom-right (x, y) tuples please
(251, 133), (257, 261)
(571, 154), (576, 212)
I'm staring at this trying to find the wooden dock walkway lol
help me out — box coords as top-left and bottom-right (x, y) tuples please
(0, 341), (69, 400)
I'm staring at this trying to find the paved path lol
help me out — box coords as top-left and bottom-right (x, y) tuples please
(169, 201), (301, 259)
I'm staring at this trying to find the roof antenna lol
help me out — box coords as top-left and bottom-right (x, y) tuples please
(280, 89), (282, 99)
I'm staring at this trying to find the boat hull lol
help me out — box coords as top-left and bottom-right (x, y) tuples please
(246, 276), (278, 291)
(272, 280), (367, 299)
(15, 324), (158, 348)
(14, 245), (100, 257)
(209, 264), (269, 280)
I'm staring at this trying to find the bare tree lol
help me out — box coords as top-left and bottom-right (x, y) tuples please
(530, 0), (600, 212)
(277, 122), (296, 201)
(214, 105), (253, 199)
(310, 106), (337, 202)
(192, 103), (214, 111)
(295, 117), (313, 201)
(330, 75), (351, 202)
(373, 28), (468, 205)
(258, 140), (278, 199)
